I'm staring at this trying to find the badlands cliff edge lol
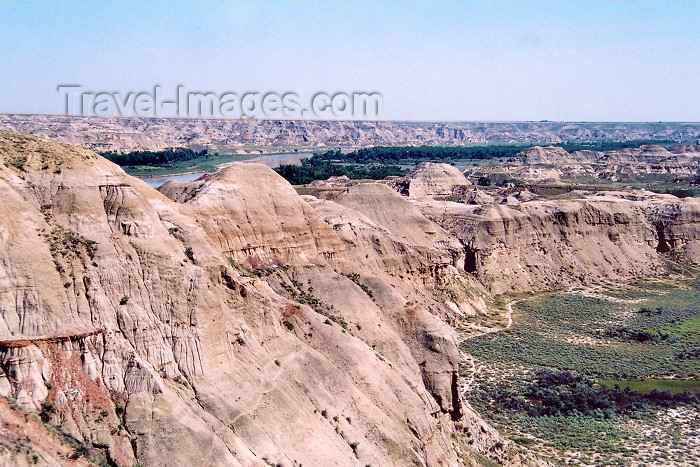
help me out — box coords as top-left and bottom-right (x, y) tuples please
(0, 132), (699, 466)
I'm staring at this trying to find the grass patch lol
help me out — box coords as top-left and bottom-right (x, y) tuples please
(103, 149), (255, 177)
(462, 275), (700, 379)
(598, 378), (700, 395)
(660, 313), (700, 342)
(462, 270), (700, 466)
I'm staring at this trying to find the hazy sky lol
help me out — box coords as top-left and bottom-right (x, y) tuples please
(1, 0), (698, 121)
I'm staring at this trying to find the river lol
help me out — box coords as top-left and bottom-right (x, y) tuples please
(140, 152), (312, 188)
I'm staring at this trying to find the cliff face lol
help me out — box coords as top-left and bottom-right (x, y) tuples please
(1, 114), (699, 152)
(1, 132), (531, 467)
(417, 191), (700, 294)
(3, 133), (698, 467)
(504, 145), (700, 182)
(392, 163), (472, 200)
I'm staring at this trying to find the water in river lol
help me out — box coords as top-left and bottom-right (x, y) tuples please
(140, 152), (312, 188)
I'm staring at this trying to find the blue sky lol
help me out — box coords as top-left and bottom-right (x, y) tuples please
(1, 0), (698, 121)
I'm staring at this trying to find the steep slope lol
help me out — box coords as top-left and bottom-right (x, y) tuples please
(392, 163), (472, 200)
(416, 191), (700, 294)
(1, 132), (535, 467)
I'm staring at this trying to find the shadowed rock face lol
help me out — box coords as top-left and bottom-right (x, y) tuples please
(416, 192), (700, 294)
(3, 132), (540, 467)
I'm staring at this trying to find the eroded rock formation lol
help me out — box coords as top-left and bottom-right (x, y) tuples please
(1, 114), (699, 153)
(3, 132), (698, 467)
(1, 132), (539, 466)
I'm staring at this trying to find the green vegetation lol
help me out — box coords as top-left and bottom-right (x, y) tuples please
(102, 147), (211, 166)
(184, 246), (195, 262)
(39, 401), (56, 423)
(462, 271), (699, 465)
(4, 154), (27, 170)
(463, 279), (700, 379)
(472, 369), (698, 420)
(315, 145), (531, 164)
(473, 451), (503, 467)
(275, 155), (404, 185)
(470, 368), (698, 458)
(555, 139), (677, 153)
(276, 141), (684, 185)
(622, 172), (700, 198)
(101, 141), (689, 191)
(45, 226), (98, 267)
(101, 148), (254, 176)
(274, 144), (540, 185)
(660, 313), (700, 342)
(312, 141), (676, 166)
(227, 257), (260, 278)
(341, 272), (374, 299)
(598, 378), (700, 395)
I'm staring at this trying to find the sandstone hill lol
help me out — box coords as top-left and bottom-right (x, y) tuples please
(1, 132), (699, 467)
(503, 144), (700, 183)
(392, 163), (472, 200)
(0, 132), (544, 467)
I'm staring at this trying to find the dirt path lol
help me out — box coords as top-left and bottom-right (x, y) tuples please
(458, 297), (519, 402)
(505, 300), (514, 328)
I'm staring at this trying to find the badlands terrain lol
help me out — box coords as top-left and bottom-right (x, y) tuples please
(0, 129), (698, 466)
(1, 114), (700, 153)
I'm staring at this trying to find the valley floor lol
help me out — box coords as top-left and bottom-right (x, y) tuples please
(459, 268), (700, 466)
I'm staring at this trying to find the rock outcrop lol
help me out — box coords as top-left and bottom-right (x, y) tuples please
(504, 145), (700, 183)
(392, 162), (471, 199)
(1, 114), (699, 153)
(6, 130), (699, 467)
(1, 132), (529, 466)
(416, 191), (700, 294)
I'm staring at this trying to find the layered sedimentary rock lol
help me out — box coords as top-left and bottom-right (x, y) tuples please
(4, 131), (699, 467)
(2, 132), (542, 466)
(416, 191), (700, 294)
(1, 114), (699, 153)
(392, 163), (472, 199)
(504, 145), (700, 183)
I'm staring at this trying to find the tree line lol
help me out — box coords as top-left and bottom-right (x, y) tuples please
(101, 148), (211, 167)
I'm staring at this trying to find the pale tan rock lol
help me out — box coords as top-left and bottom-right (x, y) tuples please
(2, 114), (698, 153)
(1, 132), (509, 467)
(416, 191), (700, 294)
(393, 162), (471, 199)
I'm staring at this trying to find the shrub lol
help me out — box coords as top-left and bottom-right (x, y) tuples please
(39, 401), (56, 423)
(4, 154), (27, 170)
(184, 246), (195, 262)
